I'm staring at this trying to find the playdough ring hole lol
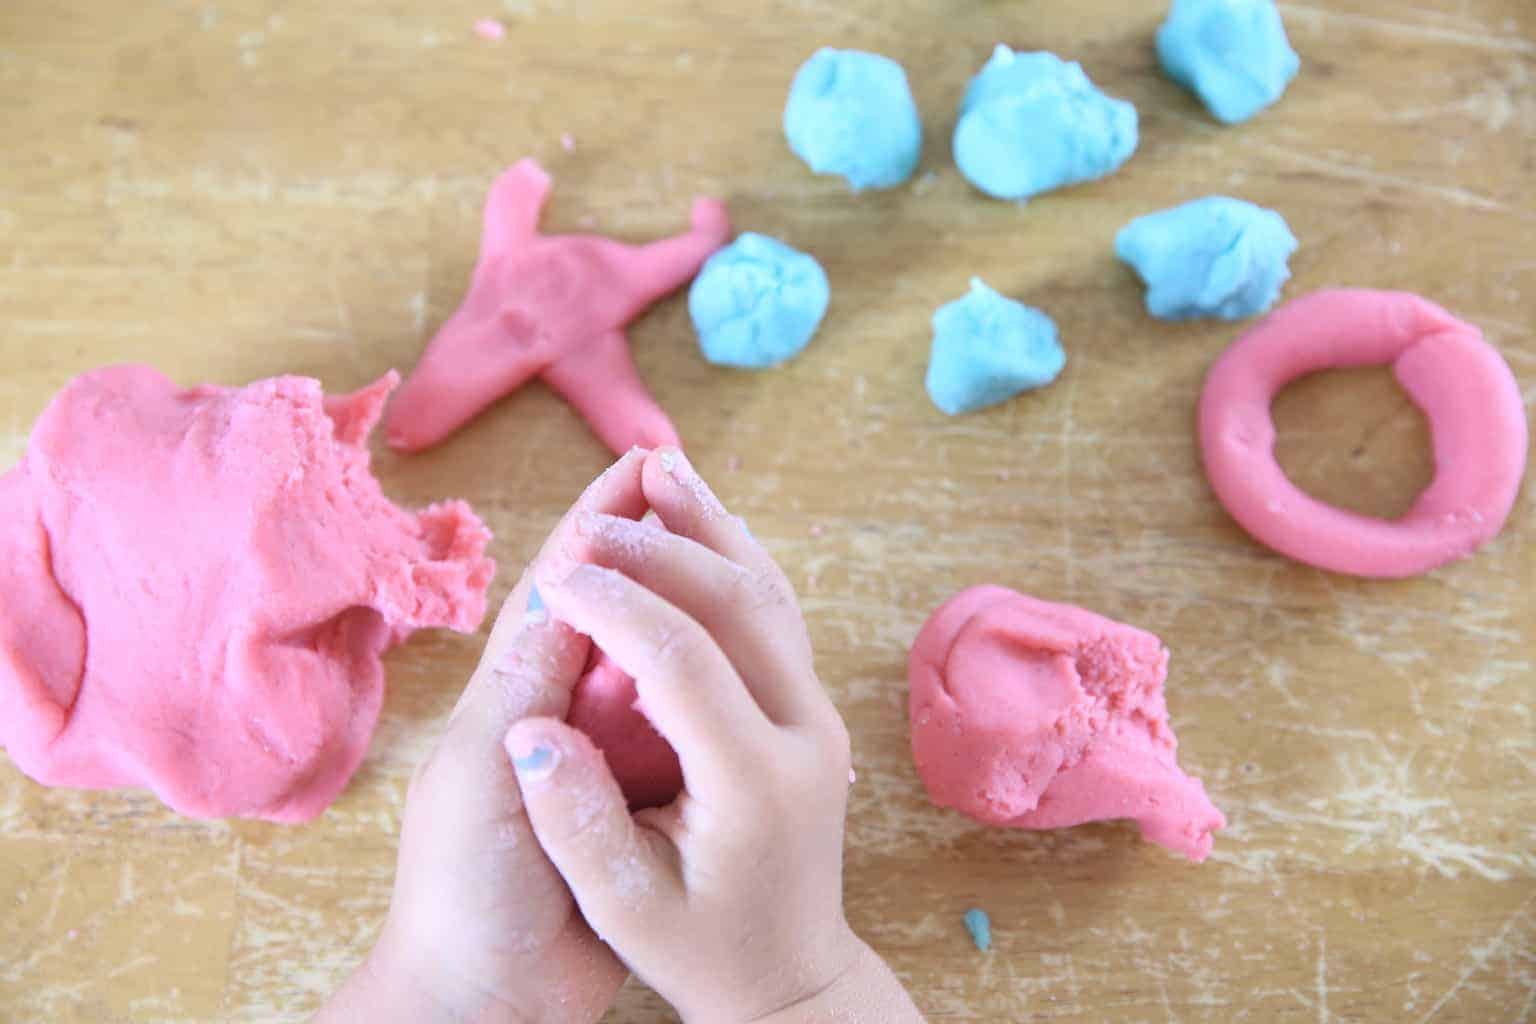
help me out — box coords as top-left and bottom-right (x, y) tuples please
(1270, 366), (1434, 521)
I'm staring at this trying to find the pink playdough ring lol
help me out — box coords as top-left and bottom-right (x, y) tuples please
(1198, 288), (1527, 578)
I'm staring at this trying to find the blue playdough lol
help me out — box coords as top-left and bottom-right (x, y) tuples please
(689, 232), (830, 369)
(1116, 196), (1298, 321)
(963, 908), (992, 953)
(1157, 0), (1300, 124)
(783, 48), (922, 192)
(926, 279), (1065, 415)
(953, 46), (1138, 202)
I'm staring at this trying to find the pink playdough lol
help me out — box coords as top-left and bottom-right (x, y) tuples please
(473, 18), (506, 40)
(0, 367), (495, 822)
(909, 586), (1224, 862)
(386, 159), (732, 455)
(569, 655), (682, 810)
(1199, 289), (1527, 578)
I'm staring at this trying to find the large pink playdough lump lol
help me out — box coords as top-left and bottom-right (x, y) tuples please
(909, 586), (1224, 862)
(0, 367), (495, 822)
(386, 158), (731, 456)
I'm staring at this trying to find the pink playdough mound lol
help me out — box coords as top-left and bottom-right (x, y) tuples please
(910, 585), (1224, 861)
(0, 366), (495, 822)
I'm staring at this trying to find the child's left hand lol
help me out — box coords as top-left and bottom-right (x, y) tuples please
(318, 448), (654, 1024)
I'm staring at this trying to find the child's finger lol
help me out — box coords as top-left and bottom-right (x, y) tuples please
(507, 717), (678, 927)
(640, 447), (836, 727)
(399, 598), (596, 962)
(439, 446), (653, 760)
(571, 512), (822, 726)
(533, 445), (651, 575)
(640, 447), (765, 568)
(440, 593), (588, 778)
(536, 563), (773, 803)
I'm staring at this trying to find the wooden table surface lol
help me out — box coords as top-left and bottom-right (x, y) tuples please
(2, 1), (1532, 1020)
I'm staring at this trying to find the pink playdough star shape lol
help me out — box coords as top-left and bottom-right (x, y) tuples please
(386, 159), (732, 455)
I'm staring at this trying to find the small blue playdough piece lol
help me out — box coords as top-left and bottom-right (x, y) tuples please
(1157, 0), (1300, 125)
(689, 232), (830, 369)
(963, 908), (992, 953)
(926, 279), (1065, 415)
(953, 46), (1138, 202)
(783, 48), (922, 192)
(1115, 196), (1298, 320)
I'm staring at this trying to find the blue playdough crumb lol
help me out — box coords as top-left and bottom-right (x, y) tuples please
(689, 232), (830, 369)
(1157, 0), (1299, 125)
(926, 279), (1065, 415)
(783, 48), (922, 192)
(963, 908), (992, 953)
(953, 46), (1138, 202)
(1115, 196), (1298, 320)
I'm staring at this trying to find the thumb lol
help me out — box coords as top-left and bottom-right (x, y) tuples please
(506, 718), (678, 930)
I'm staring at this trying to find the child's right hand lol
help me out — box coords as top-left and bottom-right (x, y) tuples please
(509, 447), (921, 1023)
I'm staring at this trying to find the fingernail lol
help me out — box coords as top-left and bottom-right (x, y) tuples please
(658, 447), (724, 517)
(518, 584), (548, 628)
(736, 515), (754, 541)
(508, 740), (559, 783)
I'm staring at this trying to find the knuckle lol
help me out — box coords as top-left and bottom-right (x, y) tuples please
(787, 716), (852, 792)
(549, 794), (622, 852)
(491, 669), (554, 721)
(718, 565), (791, 618)
(747, 567), (793, 612)
(652, 619), (710, 675)
(822, 715), (853, 771)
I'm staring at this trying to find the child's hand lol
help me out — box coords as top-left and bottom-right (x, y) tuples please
(319, 449), (654, 1024)
(509, 448), (921, 1023)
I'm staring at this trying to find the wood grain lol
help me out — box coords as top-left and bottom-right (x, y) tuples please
(1, 1), (1532, 1020)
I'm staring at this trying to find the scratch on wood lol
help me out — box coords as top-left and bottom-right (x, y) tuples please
(1413, 896), (1535, 1023)
(1248, 142), (1516, 214)
(1280, 3), (1536, 55)
(1316, 931), (1330, 1024)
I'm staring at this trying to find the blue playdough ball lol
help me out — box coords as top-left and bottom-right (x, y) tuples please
(783, 48), (923, 192)
(1157, 0), (1299, 124)
(953, 46), (1138, 202)
(1116, 196), (1298, 320)
(926, 279), (1065, 415)
(689, 233), (831, 370)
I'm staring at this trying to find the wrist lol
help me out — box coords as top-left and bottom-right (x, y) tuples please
(742, 936), (923, 1024)
(667, 924), (860, 1024)
(315, 933), (463, 1024)
(319, 923), (531, 1024)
